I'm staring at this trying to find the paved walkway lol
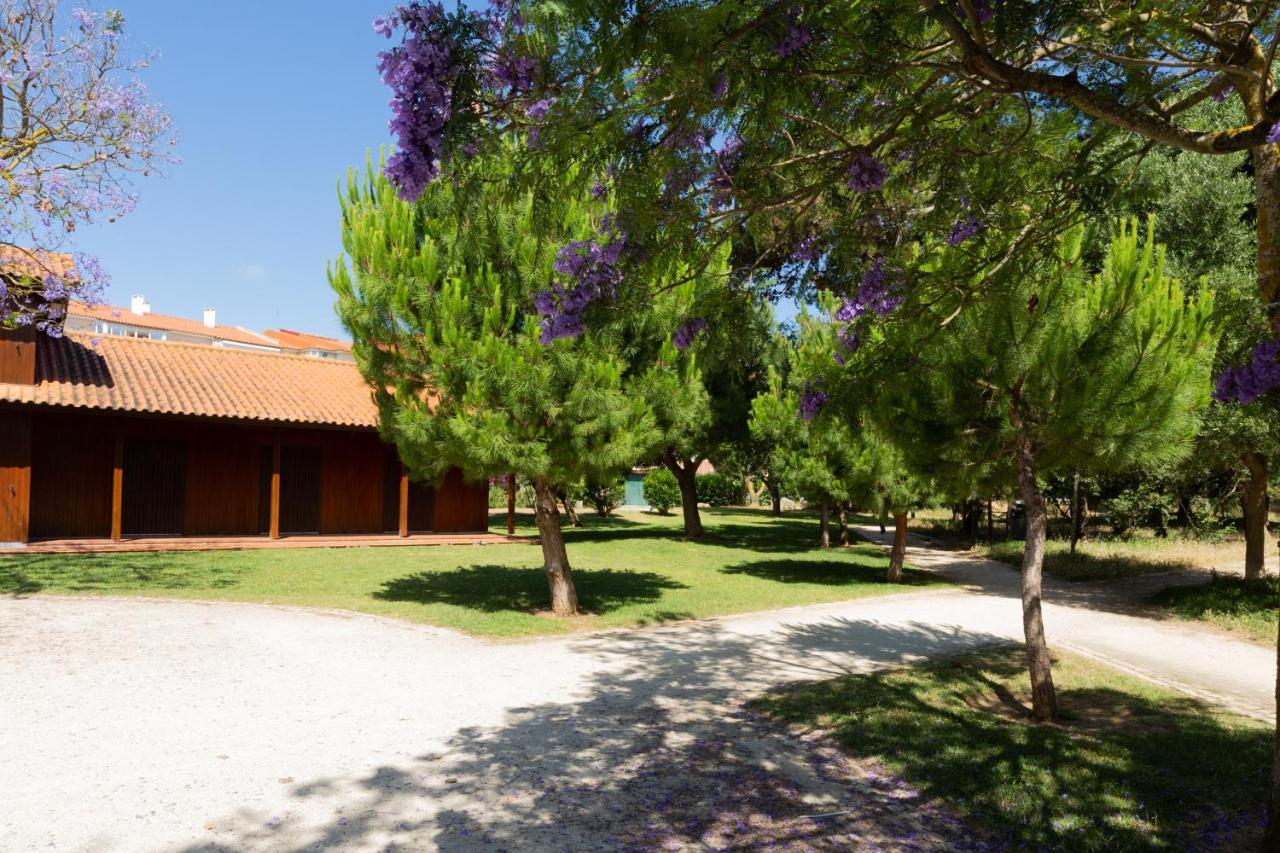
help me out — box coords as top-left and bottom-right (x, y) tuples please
(1, 532), (1274, 851)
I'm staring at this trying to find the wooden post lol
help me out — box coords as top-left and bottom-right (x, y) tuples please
(506, 474), (516, 535)
(398, 465), (409, 538)
(269, 431), (281, 540)
(110, 425), (123, 542)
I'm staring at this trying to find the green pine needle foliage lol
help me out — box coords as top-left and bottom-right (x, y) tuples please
(878, 217), (1218, 484)
(329, 150), (658, 490)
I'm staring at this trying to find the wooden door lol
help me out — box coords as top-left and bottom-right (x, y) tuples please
(121, 438), (186, 536)
(279, 446), (322, 533)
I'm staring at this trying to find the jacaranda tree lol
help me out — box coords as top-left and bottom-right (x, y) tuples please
(330, 152), (656, 615)
(0, 0), (174, 331)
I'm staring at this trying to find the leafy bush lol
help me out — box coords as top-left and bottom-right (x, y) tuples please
(643, 469), (681, 515)
(696, 473), (745, 507)
(1186, 496), (1232, 543)
(582, 479), (626, 517)
(1107, 487), (1174, 536)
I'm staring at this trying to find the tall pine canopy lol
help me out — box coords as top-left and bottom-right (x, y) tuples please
(877, 218), (1218, 721)
(330, 153), (657, 615)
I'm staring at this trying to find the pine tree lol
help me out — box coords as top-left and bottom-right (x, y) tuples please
(329, 153), (657, 615)
(877, 219), (1218, 720)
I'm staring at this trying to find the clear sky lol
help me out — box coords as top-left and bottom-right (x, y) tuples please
(72, 1), (399, 339)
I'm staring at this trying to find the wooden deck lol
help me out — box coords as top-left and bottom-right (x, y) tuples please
(6, 531), (534, 554)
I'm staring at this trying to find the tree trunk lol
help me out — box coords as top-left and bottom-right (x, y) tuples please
(817, 498), (831, 548)
(767, 478), (782, 516)
(887, 511), (908, 583)
(1070, 472), (1081, 555)
(1243, 452), (1270, 581)
(1014, 434), (1057, 722)
(838, 503), (850, 546)
(665, 452), (705, 539)
(559, 491), (581, 527)
(1255, 143), (1280, 852)
(534, 477), (578, 616)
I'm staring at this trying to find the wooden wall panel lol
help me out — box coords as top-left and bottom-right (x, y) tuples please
(0, 327), (37, 385)
(433, 468), (487, 532)
(0, 411), (32, 542)
(184, 426), (264, 536)
(29, 412), (112, 539)
(319, 433), (384, 534)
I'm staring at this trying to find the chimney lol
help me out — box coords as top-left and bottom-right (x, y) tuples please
(130, 294), (150, 316)
(202, 308), (216, 328)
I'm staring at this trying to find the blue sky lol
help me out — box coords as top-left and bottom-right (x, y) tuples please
(72, 2), (799, 339)
(73, 1), (399, 339)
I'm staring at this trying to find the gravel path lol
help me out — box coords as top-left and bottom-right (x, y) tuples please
(2, 532), (1274, 851)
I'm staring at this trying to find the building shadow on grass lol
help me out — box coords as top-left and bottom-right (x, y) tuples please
(719, 557), (943, 588)
(0, 552), (247, 595)
(177, 618), (1013, 852)
(373, 564), (686, 615)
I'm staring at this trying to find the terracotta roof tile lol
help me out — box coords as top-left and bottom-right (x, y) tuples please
(68, 301), (277, 348)
(0, 247), (76, 280)
(0, 333), (379, 428)
(261, 328), (353, 352)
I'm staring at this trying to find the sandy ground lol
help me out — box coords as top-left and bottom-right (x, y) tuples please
(1, 531), (1274, 852)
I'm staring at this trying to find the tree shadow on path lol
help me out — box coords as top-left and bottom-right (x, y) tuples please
(179, 617), (1009, 852)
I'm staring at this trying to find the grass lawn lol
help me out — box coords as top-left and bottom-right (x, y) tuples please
(1147, 575), (1280, 645)
(977, 537), (1232, 581)
(754, 646), (1271, 851)
(908, 506), (1263, 582)
(0, 507), (944, 637)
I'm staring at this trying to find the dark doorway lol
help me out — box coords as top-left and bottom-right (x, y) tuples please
(258, 445), (323, 534)
(121, 438), (187, 536)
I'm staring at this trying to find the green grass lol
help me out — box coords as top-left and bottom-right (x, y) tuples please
(979, 539), (1208, 582)
(1147, 575), (1280, 645)
(0, 508), (944, 637)
(754, 647), (1271, 851)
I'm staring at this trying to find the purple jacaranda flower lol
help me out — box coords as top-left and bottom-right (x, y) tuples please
(973, 0), (994, 23)
(1267, 122), (1280, 145)
(846, 152), (887, 192)
(525, 97), (554, 121)
(1214, 338), (1280, 403)
(372, 16), (394, 37)
(946, 214), (985, 246)
(799, 384), (828, 422)
(712, 72), (729, 101)
(1212, 85), (1233, 103)
(793, 235), (823, 263)
(775, 9), (812, 58)
(591, 179), (607, 200)
(674, 317), (707, 350)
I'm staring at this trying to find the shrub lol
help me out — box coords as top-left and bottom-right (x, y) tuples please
(1187, 495), (1233, 543)
(643, 469), (681, 515)
(1108, 487), (1174, 536)
(696, 472), (745, 507)
(582, 479), (626, 517)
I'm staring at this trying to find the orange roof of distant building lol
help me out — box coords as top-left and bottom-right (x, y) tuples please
(0, 247), (76, 280)
(0, 333), (379, 428)
(68, 301), (275, 349)
(261, 328), (353, 352)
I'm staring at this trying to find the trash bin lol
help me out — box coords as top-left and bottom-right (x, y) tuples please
(1007, 502), (1027, 540)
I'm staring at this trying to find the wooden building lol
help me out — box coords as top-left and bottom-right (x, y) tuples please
(0, 328), (488, 546)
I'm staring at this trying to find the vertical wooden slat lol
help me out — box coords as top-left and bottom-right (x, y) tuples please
(269, 430), (281, 539)
(506, 475), (516, 535)
(398, 465), (409, 538)
(110, 425), (123, 542)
